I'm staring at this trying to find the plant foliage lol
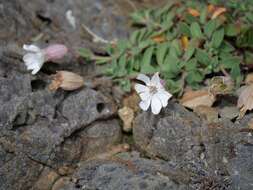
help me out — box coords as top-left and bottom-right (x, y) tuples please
(80, 0), (253, 95)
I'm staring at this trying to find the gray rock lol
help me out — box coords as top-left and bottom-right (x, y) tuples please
(61, 88), (117, 128)
(59, 152), (187, 190)
(133, 101), (253, 189)
(0, 153), (44, 190)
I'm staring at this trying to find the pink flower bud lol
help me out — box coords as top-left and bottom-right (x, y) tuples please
(44, 44), (68, 61)
(160, 79), (166, 87)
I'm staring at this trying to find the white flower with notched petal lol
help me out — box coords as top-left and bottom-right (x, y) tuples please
(135, 72), (172, 114)
(23, 44), (68, 75)
(23, 44), (45, 75)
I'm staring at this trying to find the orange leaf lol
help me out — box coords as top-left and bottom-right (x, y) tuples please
(211, 7), (226, 19)
(180, 90), (216, 109)
(187, 8), (200, 17)
(181, 36), (189, 50)
(151, 34), (166, 43)
(207, 4), (215, 13)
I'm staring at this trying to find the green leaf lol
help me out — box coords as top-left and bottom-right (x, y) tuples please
(130, 30), (140, 44)
(118, 79), (131, 92)
(236, 28), (253, 48)
(156, 42), (169, 66)
(200, 7), (207, 24)
(245, 51), (253, 65)
(170, 39), (183, 57)
(117, 55), (127, 77)
(225, 24), (240, 36)
(178, 22), (191, 37)
(185, 14), (198, 24)
(79, 48), (94, 58)
(221, 55), (241, 69)
(211, 28), (224, 48)
(117, 40), (129, 54)
(219, 41), (235, 53)
(162, 54), (180, 76)
(141, 46), (156, 73)
(130, 11), (145, 24)
(195, 49), (210, 65)
(183, 39), (198, 61)
(204, 19), (218, 38)
(165, 79), (181, 94)
(184, 58), (197, 71)
(190, 22), (203, 38)
(186, 70), (204, 87)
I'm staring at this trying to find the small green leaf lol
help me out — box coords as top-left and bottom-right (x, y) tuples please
(221, 56), (241, 69)
(117, 55), (127, 77)
(200, 7), (207, 24)
(162, 54), (180, 75)
(165, 79), (181, 94)
(156, 42), (169, 66)
(186, 70), (204, 87)
(195, 49), (210, 65)
(184, 58), (197, 71)
(79, 48), (94, 58)
(183, 39), (198, 61)
(225, 24), (240, 37)
(190, 22), (203, 38)
(204, 19), (218, 38)
(178, 22), (191, 37)
(245, 51), (253, 65)
(117, 40), (129, 54)
(170, 39), (183, 57)
(118, 79), (131, 92)
(141, 46), (156, 73)
(185, 14), (198, 24)
(211, 28), (224, 48)
(219, 41), (235, 53)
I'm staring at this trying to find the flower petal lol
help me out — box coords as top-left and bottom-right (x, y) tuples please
(23, 52), (45, 74)
(156, 90), (172, 107)
(139, 98), (151, 111)
(151, 72), (162, 88)
(137, 74), (150, 85)
(151, 95), (162, 114)
(135, 84), (149, 94)
(139, 91), (150, 101)
(23, 53), (36, 66)
(31, 66), (41, 75)
(23, 44), (41, 53)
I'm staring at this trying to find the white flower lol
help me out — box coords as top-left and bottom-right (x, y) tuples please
(66, 10), (76, 29)
(135, 72), (172, 114)
(23, 44), (68, 75)
(23, 44), (45, 75)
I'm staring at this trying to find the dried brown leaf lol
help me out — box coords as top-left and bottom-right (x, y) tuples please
(237, 84), (253, 118)
(180, 90), (216, 109)
(211, 7), (226, 19)
(245, 73), (253, 84)
(123, 92), (140, 113)
(247, 118), (253, 129)
(187, 8), (200, 17)
(118, 106), (134, 132)
(49, 71), (84, 91)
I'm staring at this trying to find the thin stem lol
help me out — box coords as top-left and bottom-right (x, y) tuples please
(82, 24), (117, 44)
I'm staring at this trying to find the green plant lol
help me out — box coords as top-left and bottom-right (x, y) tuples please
(80, 0), (253, 95)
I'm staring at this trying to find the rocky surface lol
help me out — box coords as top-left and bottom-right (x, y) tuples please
(1, 0), (253, 190)
(134, 102), (253, 190)
(59, 152), (187, 190)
